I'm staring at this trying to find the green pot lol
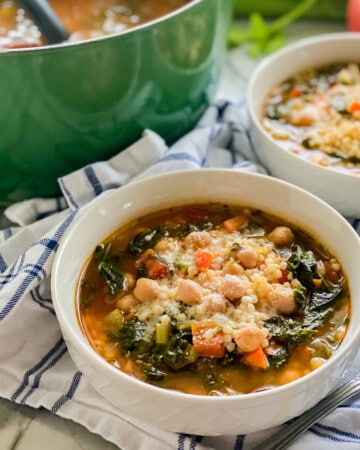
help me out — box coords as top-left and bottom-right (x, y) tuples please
(0, 0), (233, 204)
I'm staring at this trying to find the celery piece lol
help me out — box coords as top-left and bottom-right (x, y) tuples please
(228, 0), (319, 55)
(155, 321), (172, 345)
(103, 309), (124, 334)
(234, 0), (347, 21)
(185, 345), (199, 364)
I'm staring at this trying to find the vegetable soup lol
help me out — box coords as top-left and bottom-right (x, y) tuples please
(262, 62), (360, 175)
(0, 0), (190, 48)
(76, 203), (350, 396)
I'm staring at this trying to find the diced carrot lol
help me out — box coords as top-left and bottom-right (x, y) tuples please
(289, 87), (302, 98)
(313, 278), (322, 290)
(194, 249), (213, 271)
(138, 249), (170, 279)
(191, 320), (216, 334)
(348, 100), (360, 114)
(191, 321), (225, 358)
(223, 215), (248, 232)
(298, 346), (313, 362)
(242, 346), (269, 369)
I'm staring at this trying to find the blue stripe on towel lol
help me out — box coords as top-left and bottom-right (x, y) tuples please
(3, 227), (12, 240)
(0, 254), (25, 287)
(0, 253), (7, 272)
(160, 152), (202, 166)
(20, 344), (68, 404)
(178, 433), (186, 450)
(23, 263), (47, 283)
(312, 423), (360, 442)
(85, 165), (103, 197)
(11, 338), (66, 401)
(51, 371), (83, 413)
(233, 434), (245, 450)
(30, 288), (55, 315)
(190, 435), (202, 449)
(59, 178), (79, 210)
(0, 213), (75, 321)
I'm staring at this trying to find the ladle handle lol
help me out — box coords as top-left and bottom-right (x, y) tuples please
(16, 0), (69, 44)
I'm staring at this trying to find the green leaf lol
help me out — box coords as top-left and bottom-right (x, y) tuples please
(249, 12), (269, 41)
(128, 227), (167, 255)
(98, 261), (127, 296)
(310, 283), (342, 310)
(228, 0), (320, 57)
(264, 32), (287, 54)
(118, 319), (147, 351)
(287, 246), (317, 290)
(267, 346), (289, 369)
(227, 26), (251, 47)
(248, 41), (265, 58)
(94, 243), (127, 296)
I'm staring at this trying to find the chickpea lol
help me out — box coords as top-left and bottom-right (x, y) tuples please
(125, 273), (136, 290)
(218, 274), (247, 300)
(133, 278), (160, 302)
(222, 260), (245, 276)
(116, 294), (137, 313)
(154, 237), (176, 253)
(184, 231), (211, 249)
(268, 226), (295, 246)
(177, 278), (202, 305)
(267, 284), (296, 314)
(234, 246), (258, 269)
(203, 294), (228, 313)
(234, 326), (268, 353)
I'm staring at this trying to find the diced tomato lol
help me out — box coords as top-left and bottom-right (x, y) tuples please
(138, 249), (170, 279)
(278, 268), (290, 284)
(194, 249), (213, 271)
(191, 321), (225, 358)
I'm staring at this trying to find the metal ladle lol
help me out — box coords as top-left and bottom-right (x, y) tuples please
(16, 0), (69, 45)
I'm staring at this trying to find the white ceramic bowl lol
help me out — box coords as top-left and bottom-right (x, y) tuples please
(247, 32), (360, 217)
(51, 169), (360, 436)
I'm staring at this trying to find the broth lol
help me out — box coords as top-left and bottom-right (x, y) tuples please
(76, 203), (350, 396)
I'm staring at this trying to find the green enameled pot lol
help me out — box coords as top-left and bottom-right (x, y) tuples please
(0, 0), (233, 204)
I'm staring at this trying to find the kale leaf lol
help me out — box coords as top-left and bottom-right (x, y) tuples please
(267, 346), (290, 370)
(94, 243), (127, 296)
(128, 227), (167, 254)
(287, 245), (317, 290)
(309, 278), (342, 311)
(265, 315), (316, 346)
(140, 363), (166, 381)
(163, 331), (198, 370)
(118, 319), (147, 351)
(97, 262), (127, 296)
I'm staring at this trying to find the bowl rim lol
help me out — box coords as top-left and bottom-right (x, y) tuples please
(246, 31), (360, 182)
(51, 168), (360, 405)
(0, 0), (206, 54)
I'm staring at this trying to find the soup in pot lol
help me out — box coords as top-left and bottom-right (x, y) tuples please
(0, 0), (190, 48)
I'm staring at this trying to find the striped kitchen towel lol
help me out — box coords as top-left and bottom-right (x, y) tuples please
(0, 100), (359, 450)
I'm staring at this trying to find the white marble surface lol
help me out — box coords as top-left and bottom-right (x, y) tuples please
(0, 19), (348, 450)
